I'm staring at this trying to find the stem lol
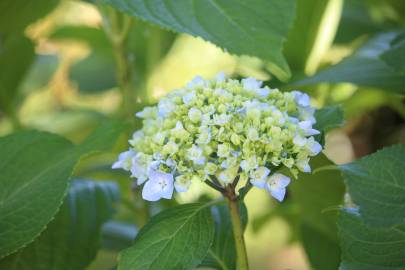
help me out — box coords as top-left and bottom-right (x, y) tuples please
(103, 8), (136, 119)
(226, 195), (249, 270)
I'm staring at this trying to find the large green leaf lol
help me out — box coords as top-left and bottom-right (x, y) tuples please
(0, 34), (35, 114)
(0, 180), (119, 270)
(294, 31), (405, 94)
(340, 144), (405, 228)
(118, 203), (215, 270)
(0, 121), (125, 258)
(290, 154), (345, 270)
(284, 0), (343, 74)
(200, 203), (248, 270)
(103, 0), (296, 79)
(339, 210), (405, 270)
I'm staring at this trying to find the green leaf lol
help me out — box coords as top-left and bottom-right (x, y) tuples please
(380, 32), (405, 75)
(103, 0), (296, 80)
(0, 34), (35, 114)
(200, 203), (248, 270)
(338, 210), (405, 270)
(118, 203), (215, 270)
(284, 0), (343, 74)
(340, 144), (405, 228)
(0, 121), (125, 258)
(289, 154), (345, 270)
(294, 31), (405, 94)
(0, 0), (59, 36)
(0, 180), (119, 270)
(314, 105), (345, 133)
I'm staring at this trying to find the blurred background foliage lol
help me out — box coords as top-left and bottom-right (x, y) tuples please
(0, 0), (404, 269)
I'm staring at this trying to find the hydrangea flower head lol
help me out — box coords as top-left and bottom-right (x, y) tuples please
(113, 74), (322, 201)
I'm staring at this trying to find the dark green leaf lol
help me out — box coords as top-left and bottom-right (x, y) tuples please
(338, 210), (405, 270)
(284, 0), (343, 73)
(0, 121), (125, 258)
(290, 154), (345, 270)
(381, 32), (405, 75)
(294, 32), (405, 94)
(314, 105), (345, 145)
(0, 0), (59, 36)
(0, 34), (35, 114)
(201, 203), (248, 270)
(118, 203), (215, 270)
(340, 144), (405, 228)
(314, 105), (345, 133)
(0, 180), (119, 270)
(103, 0), (296, 80)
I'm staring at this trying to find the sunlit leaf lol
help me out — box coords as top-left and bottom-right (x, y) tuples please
(103, 0), (296, 80)
(284, 0), (343, 74)
(294, 31), (405, 94)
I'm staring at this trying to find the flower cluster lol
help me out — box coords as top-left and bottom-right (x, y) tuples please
(113, 74), (322, 201)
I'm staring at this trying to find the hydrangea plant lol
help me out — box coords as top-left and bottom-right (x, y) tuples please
(113, 74), (322, 202)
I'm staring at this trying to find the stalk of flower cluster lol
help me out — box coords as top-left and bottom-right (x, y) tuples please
(225, 186), (249, 270)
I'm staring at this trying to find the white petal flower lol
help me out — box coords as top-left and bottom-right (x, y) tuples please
(293, 134), (307, 147)
(266, 173), (291, 202)
(305, 137), (322, 156)
(292, 90), (310, 107)
(196, 126), (211, 144)
(299, 121), (320, 136)
(296, 158), (311, 173)
(242, 77), (262, 90)
(240, 156), (258, 172)
(142, 170), (174, 201)
(112, 150), (135, 171)
(183, 91), (197, 105)
(186, 76), (205, 88)
(187, 145), (206, 165)
(158, 99), (175, 117)
(174, 175), (191, 192)
(135, 106), (156, 119)
(215, 72), (226, 83)
(249, 167), (270, 189)
(188, 107), (202, 123)
(213, 113), (231, 125)
(218, 166), (238, 184)
(130, 153), (153, 185)
(298, 106), (316, 124)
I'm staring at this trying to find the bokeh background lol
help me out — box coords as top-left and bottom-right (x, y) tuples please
(1, 0), (404, 269)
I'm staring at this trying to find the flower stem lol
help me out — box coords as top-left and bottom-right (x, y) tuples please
(102, 7), (136, 119)
(226, 196), (249, 270)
